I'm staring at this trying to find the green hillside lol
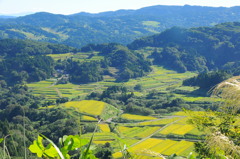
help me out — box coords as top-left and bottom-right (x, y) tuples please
(1, 5), (240, 48)
(129, 22), (240, 74)
(1, 9), (240, 158)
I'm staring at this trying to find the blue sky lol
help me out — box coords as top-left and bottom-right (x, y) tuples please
(1, 0), (240, 15)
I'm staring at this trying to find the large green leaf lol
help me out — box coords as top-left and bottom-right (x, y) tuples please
(44, 144), (59, 158)
(28, 136), (44, 157)
(40, 134), (65, 159)
(0, 138), (3, 144)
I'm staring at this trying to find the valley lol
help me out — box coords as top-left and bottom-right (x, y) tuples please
(0, 4), (240, 159)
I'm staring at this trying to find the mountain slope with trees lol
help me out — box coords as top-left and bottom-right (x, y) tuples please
(129, 22), (240, 73)
(1, 5), (240, 47)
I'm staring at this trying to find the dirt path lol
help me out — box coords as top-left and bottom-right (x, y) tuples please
(55, 88), (62, 98)
(129, 117), (185, 148)
(120, 115), (185, 125)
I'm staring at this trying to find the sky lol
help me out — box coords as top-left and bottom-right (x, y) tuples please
(1, 0), (240, 16)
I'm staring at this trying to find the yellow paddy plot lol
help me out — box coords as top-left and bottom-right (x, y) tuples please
(117, 126), (161, 138)
(64, 100), (105, 116)
(81, 132), (116, 141)
(118, 126), (135, 133)
(99, 124), (111, 132)
(172, 125), (195, 135)
(150, 139), (178, 154)
(133, 155), (164, 159)
(158, 124), (183, 135)
(121, 114), (157, 121)
(129, 138), (164, 152)
(112, 152), (123, 159)
(173, 111), (188, 116)
(161, 140), (194, 156)
(27, 80), (54, 88)
(137, 117), (180, 126)
(82, 115), (97, 121)
(93, 140), (113, 144)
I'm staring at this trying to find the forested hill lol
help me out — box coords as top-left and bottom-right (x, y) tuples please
(0, 39), (77, 56)
(128, 22), (240, 74)
(1, 5), (240, 48)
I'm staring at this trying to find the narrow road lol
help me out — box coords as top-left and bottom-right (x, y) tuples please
(55, 88), (62, 98)
(121, 115), (185, 125)
(129, 117), (185, 148)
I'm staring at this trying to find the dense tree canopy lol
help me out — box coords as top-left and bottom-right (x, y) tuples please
(129, 23), (240, 73)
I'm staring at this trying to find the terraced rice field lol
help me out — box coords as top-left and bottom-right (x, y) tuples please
(99, 124), (111, 132)
(27, 81), (89, 100)
(124, 66), (196, 91)
(47, 52), (103, 62)
(47, 53), (72, 60)
(157, 140), (194, 156)
(115, 138), (195, 158)
(174, 94), (215, 102)
(112, 138), (164, 158)
(128, 117), (181, 126)
(129, 138), (164, 152)
(118, 126), (161, 138)
(27, 66), (198, 100)
(81, 115), (97, 121)
(93, 140), (114, 144)
(81, 132), (117, 141)
(171, 124), (195, 135)
(121, 114), (157, 121)
(186, 128), (204, 136)
(64, 100), (105, 116)
(150, 139), (178, 154)
(62, 100), (120, 120)
(158, 124), (181, 135)
(157, 122), (195, 136)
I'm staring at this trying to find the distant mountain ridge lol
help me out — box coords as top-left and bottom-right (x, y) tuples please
(1, 5), (240, 48)
(0, 15), (16, 19)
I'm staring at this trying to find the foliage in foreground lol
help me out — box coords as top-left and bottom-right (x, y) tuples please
(29, 134), (97, 159)
(187, 76), (240, 158)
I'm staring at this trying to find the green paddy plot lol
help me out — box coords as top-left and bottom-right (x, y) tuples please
(142, 21), (160, 27)
(129, 117), (181, 127)
(27, 80), (106, 100)
(47, 53), (72, 60)
(174, 94), (215, 102)
(27, 81), (87, 100)
(124, 66), (196, 91)
(81, 132), (117, 142)
(118, 126), (161, 138)
(47, 52), (103, 62)
(121, 114), (157, 121)
(27, 79), (54, 87)
(27, 66), (197, 100)
(186, 128), (204, 136)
